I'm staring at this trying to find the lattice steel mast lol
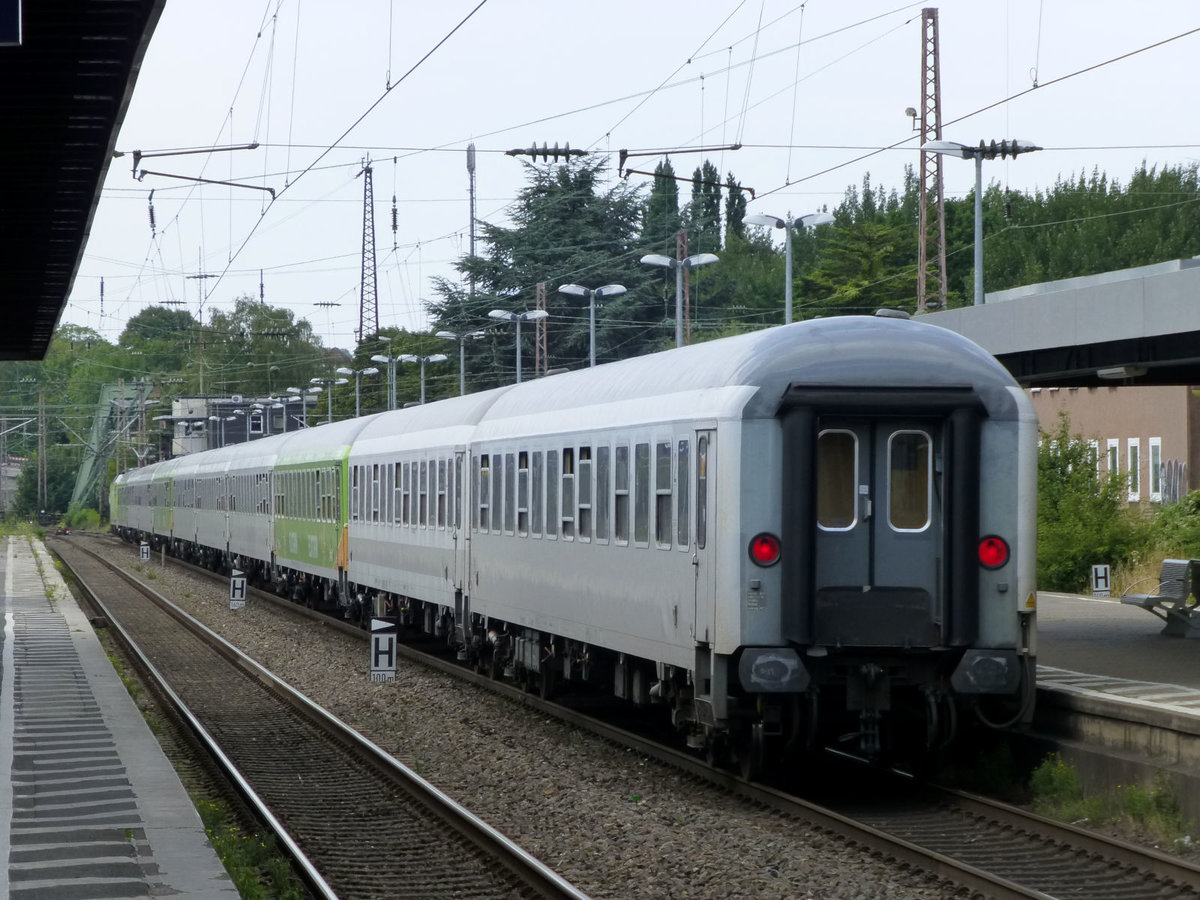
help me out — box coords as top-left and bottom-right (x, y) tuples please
(358, 159), (379, 343)
(917, 8), (948, 313)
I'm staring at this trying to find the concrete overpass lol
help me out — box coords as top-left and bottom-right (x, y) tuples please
(923, 258), (1200, 387)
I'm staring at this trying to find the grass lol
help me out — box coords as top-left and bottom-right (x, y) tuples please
(1030, 753), (1195, 851)
(194, 797), (306, 900)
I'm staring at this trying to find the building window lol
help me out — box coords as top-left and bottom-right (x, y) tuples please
(1149, 437), (1162, 503)
(1127, 438), (1140, 502)
(1106, 439), (1119, 481)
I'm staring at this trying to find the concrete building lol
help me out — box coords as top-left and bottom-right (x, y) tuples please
(1028, 384), (1195, 505)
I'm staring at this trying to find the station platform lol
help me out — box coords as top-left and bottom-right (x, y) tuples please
(0, 536), (238, 899)
(1037, 590), (1200, 712)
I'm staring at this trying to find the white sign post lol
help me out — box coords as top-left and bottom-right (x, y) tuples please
(229, 569), (248, 610)
(139, 542), (149, 562)
(1091, 564), (1111, 597)
(370, 618), (397, 682)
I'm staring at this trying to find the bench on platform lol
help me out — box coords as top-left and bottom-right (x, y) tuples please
(1120, 558), (1200, 637)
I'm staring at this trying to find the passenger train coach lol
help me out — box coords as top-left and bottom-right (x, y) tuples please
(112, 313), (1038, 775)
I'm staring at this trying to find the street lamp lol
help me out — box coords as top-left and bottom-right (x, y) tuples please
(370, 353), (401, 410)
(286, 387), (318, 428)
(557, 283), (626, 367)
(435, 330), (486, 395)
(920, 139), (1041, 305)
(309, 376), (348, 423)
(396, 353), (447, 404)
(335, 366), (379, 418)
(488, 309), (549, 384)
(639, 252), (719, 348)
(744, 212), (833, 324)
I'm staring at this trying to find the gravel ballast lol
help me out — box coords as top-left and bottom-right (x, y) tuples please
(85, 538), (964, 900)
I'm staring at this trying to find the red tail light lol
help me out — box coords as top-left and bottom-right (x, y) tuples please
(748, 533), (781, 567)
(978, 535), (1009, 569)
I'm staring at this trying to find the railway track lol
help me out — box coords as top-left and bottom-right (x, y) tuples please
(58, 533), (1200, 900)
(52, 536), (588, 900)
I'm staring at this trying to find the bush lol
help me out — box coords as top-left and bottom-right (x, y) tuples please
(65, 506), (101, 531)
(1037, 414), (1144, 591)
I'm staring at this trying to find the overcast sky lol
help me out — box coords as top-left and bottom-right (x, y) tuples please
(62, 0), (1200, 349)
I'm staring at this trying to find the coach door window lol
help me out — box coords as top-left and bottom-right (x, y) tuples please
(531, 451), (544, 536)
(614, 445), (630, 544)
(677, 440), (689, 549)
(561, 448), (575, 539)
(578, 446), (592, 541)
(517, 452), (530, 536)
(596, 445), (610, 542)
(476, 455), (489, 530)
(817, 430), (857, 531)
(888, 430), (931, 532)
(504, 453), (516, 534)
(546, 450), (559, 538)
(696, 436), (708, 550)
(634, 442), (650, 545)
(655, 441), (672, 549)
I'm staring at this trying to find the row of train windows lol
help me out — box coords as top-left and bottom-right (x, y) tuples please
(475, 437), (709, 550)
(815, 429), (934, 533)
(350, 458), (462, 530)
(121, 471), (335, 521)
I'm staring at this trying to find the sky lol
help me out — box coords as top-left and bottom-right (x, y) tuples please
(60, 0), (1200, 350)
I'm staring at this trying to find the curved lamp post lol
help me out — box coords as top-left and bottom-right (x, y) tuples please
(744, 212), (833, 324)
(557, 283), (626, 367)
(488, 309), (548, 384)
(335, 366), (379, 417)
(639, 253), (718, 347)
(309, 376), (348, 423)
(396, 353), (447, 404)
(434, 330), (486, 395)
(920, 139), (1041, 305)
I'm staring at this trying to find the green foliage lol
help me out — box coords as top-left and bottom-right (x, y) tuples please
(65, 507), (101, 531)
(14, 448), (78, 517)
(1037, 413), (1142, 591)
(195, 797), (305, 899)
(1142, 490), (1200, 555)
(1031, 754), (1193, 846)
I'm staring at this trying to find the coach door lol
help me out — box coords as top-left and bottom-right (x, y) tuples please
(812, 418), (943, 647)
(692, 431), (715, 645)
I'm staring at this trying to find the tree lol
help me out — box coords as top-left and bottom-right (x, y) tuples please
(428, 157), (654, 385)
(686, 160), (722, 255)
(202, 297), (327, 398)
(642, 158), (681, 257)
(13, 447), (76, 517)
(724, 172), (748, 242)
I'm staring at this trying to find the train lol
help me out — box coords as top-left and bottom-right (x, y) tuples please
(111, 312), (1038, 776)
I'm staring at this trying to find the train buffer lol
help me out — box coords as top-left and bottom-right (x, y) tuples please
(1120, 558), (1200, 637)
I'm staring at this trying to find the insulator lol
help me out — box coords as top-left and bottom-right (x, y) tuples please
(147, 190), (156, 236)
(391, 196), (397, 233)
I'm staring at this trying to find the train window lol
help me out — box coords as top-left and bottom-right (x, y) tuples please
(517, 452), (530, 536)
(655, 442), (672, 549)
(531, 451), (544, 536)
(393, 464), (402, 524)
(504, 453), (516, 534)
(561, 448), (575, 539)
(420, 461), (429, 528)
(454, 456), (463, 529)
(578, 446), (592, 541)
(351, 467), (360, 521)
(888, 431), (931, 532)
(402, 461), (411, 525)
(596, 446), (610, 542)
(438, 460), (447, 528)
(546, 450), (559, 538)
(696, 436), (708, 550)
(486, 454), (500, 532)
(677, 440), (689, 549)
(614, 445), (629, 544)
(476, 455), (488, 531)
(817, 430), (858, 531)
(635, 442), (650, 545)
(372, 465), (381, 522)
